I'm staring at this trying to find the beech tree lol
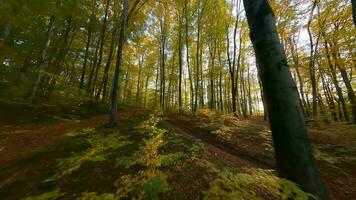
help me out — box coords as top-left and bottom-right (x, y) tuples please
(242, 0), (329, 199)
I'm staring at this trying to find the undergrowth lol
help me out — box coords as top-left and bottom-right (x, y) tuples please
(1, 112), (314, 200)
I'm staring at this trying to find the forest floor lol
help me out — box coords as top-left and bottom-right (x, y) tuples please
(0, 105), (355, 199)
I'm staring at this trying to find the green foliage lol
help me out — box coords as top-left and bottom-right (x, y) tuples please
(161, 152), (186, 167)
(197, 109), (215, 119)
(259, 130), (274, 156)
(80, 192), (115, 200)
(211, 126), (233, 143)
(47, 130), (133, 182)
(23, 189), (64, 200)
(314, 147), (339, 165)
(115, 114), (181, 199)
(204, 166), (313, 200)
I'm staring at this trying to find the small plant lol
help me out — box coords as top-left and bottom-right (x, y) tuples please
(115, 114), (184, 199)
(197, 109), (215, 119)
(211, 126), (233, 143)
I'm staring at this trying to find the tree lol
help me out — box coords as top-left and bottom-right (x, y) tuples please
(108, 0), (129, 128)
(242, 0), (329, 199)
(352, 0), (356, 25)
(29, 1), (58, 103)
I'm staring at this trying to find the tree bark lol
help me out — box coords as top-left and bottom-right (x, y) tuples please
(242, 1), (329, 199)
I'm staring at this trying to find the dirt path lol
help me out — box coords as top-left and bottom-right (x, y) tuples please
(161, 119), (273, 170)
(0, 109), (146, 168)
(0, 115), (107, 167)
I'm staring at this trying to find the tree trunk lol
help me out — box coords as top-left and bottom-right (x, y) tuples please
(337, 65), (356, 124)
(29, 14), (57, 103)
(178, 12), (183, 113)
(323, 39), (350, 121)
(242, 1), (329, 199)
(307, 0), (318, 118)
(80, 11), (95, 90)
(352, 0), (356, 25)
(184, 0), (195, 116)
(108, 0), (129, 128)
(92, 0), (110, 97)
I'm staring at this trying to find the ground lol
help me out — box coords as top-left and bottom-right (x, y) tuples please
(0, 105), (355, 199)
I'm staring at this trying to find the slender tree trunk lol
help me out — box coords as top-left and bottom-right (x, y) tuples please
(307, 0), (318, 118)
(323, 39), (350, 121)
(218, 50), (224, 112)
(247, 65), (253, 116)
(333, 49), (356, 123)
(338, 65), (356, 124)
(184, 0), (195, 115)
(352, 0), (356, 25)
(242, 1), (329, 199)
(80, 11), (95, 90)
(154, 65), (159, 109)
(87, 37), (101, 94)
(136, 54), (143, 106)
(320, 70), (338, 121)
(92, 0), (110, 97)
(98, 19), (119, 101)
(226, 20), (238, 116)
(29, 14), (57, 103)
(144, 72), (149, 108)
(178, 14), (183, 113)
(289, 37), (310, 117)
(108, 0), (129, 128)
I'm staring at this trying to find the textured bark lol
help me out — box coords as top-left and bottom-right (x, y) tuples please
(242, 1), (329, 199)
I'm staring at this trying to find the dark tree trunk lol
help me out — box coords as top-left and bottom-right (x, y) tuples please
(307, 0), (318, 118)
(242, 1), (329, 199)
(178, 12), (183, 113)
(108, 0), (129, 128)
(323, 39), (350, 122)
(92, 0), (110, 97)
(80, 11), (95, 90)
